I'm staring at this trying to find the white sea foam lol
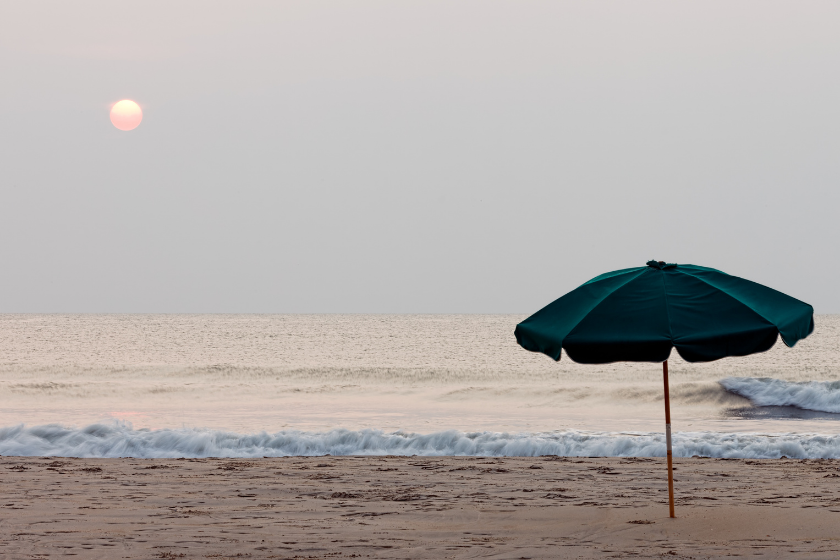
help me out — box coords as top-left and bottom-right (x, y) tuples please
(720, 377), (840, 414)
(1, 422), (839, 459)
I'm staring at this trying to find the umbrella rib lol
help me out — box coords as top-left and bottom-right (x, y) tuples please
(659, 269), (675, 348)
(516, 267), (650, 362)
(675, 268), (813, 348)
(674, 269), (779, 334)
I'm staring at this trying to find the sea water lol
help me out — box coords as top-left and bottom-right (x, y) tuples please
(1, 314), (838, 458)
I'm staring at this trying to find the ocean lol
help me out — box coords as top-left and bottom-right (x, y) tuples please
(1, 314), (838, 459)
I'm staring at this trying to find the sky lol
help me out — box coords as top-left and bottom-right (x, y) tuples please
(1, 1), (838, 313)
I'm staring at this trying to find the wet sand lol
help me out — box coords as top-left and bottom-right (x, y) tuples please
(3, 455), (840, 559)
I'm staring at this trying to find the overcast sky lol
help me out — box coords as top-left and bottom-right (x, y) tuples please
(1, 1), (838, 313)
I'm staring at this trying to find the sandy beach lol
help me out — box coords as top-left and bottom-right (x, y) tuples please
(3, 455), (840, 559)
(5, 0), (840, 556)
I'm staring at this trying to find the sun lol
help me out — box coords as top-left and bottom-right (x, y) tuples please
(110, 100), (143, 131)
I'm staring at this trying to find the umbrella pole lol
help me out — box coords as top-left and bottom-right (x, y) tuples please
(663, 359), (675, 518)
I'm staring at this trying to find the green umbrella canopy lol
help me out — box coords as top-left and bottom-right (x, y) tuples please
(515, 261), (814, 364)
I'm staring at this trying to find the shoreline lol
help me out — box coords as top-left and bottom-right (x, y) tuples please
(6, 422), (840, 459)
(3, 456), (840, 558)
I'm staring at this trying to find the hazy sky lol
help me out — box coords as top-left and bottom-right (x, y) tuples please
(1, 1), (838, 313)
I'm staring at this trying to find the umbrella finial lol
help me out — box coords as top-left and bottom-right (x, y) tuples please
(647, 260), (677, 270)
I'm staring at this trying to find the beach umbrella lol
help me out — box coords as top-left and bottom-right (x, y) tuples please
(514, 260), (814, 517)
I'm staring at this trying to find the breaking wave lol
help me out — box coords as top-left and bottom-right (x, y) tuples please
(720, 377), (840, 414)
(2, 422), (840, 459)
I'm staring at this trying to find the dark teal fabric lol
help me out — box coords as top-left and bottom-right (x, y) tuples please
(515, 262), (814, 364)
